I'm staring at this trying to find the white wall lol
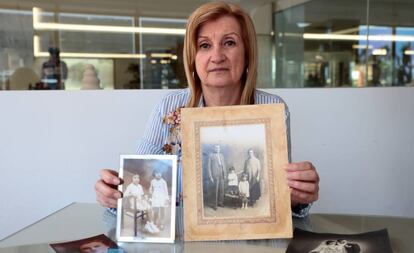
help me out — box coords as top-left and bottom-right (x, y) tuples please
(0, 88), (413, 241)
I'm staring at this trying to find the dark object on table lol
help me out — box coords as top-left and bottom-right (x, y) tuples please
(50, 234), (119, 253)
(286, 228), (393, 253)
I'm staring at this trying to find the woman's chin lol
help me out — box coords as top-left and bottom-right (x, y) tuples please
(203, 80), (240, 89)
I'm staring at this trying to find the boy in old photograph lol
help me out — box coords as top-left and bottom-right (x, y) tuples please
(227, 166), (238, 195)
(207, 144), (227, 210)
(238, 174), (250, 209)
(244, 149), (262, 206)
(79, 240), (109, 253)
(124, 174), (148, 211)
(150, 171), (169, 231)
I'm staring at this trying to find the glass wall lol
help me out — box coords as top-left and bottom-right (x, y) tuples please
(275, 0), (414, 87)
(0, 0), (413, 90)
(0, 2), (188, 90)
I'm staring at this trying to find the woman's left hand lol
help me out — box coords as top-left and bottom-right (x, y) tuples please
(285, 161), (319, 207)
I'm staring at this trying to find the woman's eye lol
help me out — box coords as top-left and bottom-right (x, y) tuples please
(199, 43), (210, 49)
(224, 40), (236, 46)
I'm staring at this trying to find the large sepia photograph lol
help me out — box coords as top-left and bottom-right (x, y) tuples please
(182, 104), (292, 241)
(116, 155), (177, 243)
(201, 123), (270, 219)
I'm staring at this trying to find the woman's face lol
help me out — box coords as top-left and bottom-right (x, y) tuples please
(195, 15), (245, 90)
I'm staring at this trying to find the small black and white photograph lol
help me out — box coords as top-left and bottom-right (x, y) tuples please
(286, 228), (393, 253)
(116, 155), (177, 243)
(200, 123), (271, 219)
(50, 234), (119, 253)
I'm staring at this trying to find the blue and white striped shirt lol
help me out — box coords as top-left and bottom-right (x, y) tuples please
(131, 88), (310, 218)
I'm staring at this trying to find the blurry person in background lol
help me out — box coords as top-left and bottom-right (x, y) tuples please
(41, 47), (68, 89)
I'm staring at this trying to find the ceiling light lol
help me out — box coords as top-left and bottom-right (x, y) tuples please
(303, 33), (414, 42)
(296, 22), (311, 28)
(372, 49), (387, 56)
(352, 45), (373, 49)
(33, 7), (185, 36)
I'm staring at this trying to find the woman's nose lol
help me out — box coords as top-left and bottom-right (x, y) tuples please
(211, 46), (226, 63)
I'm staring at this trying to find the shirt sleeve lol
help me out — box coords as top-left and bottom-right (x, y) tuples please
(282, 100), (311, 217)
(292, 203), (311, 218)
(136, 99), (166, 155)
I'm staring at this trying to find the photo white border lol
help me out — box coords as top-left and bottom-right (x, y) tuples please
(116, 154), (177, 243)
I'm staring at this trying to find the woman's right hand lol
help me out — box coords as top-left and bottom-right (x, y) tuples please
(95, 169), (122, 208)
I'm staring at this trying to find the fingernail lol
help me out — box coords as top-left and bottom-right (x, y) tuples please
(114, 192), (121, 199)
(113, 178), (120, 185)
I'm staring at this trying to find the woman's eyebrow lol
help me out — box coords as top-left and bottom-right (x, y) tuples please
(197, 35), (209, 40)
(198, 32), (241, 40)
(223, 32), (240, 38)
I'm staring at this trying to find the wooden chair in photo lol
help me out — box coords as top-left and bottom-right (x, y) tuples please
(122, 196), (147, 237)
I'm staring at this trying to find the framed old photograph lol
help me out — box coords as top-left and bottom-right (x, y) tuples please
(181, 104), (292, 241)
(116, 155), (177, 243)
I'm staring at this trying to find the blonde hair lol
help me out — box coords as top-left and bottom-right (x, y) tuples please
(183, 2), (258, 107)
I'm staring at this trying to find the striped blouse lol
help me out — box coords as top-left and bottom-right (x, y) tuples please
(111, 88), (310, 218)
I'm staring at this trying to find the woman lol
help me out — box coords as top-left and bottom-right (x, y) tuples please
(244, 149), (261, 206)
(95, 2), (319, 217)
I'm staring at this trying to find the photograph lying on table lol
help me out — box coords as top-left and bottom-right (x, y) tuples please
(50, 234), (119, 253)
(286, 228), (393, 253)
(181, 104), (292, 241)
(116, 155), (177, 243)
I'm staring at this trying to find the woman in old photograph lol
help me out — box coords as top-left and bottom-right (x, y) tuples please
(95, 1), (320, 218)
(244, 149), (261, 206)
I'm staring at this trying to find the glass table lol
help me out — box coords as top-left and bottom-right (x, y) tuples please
(0, 203), (412, 252)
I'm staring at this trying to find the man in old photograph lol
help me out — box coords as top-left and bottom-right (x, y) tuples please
(207, 144), (227, 210)
(244, 149), (262, 206)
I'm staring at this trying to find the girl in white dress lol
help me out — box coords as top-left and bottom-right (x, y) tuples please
(238, 174), (250, 209)
(150, 171), (169, 230)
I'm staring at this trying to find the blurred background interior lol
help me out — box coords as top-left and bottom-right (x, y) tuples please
(0, 0), (413, 91)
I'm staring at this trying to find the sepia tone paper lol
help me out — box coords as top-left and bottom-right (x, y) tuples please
(182, 104), (292, 241)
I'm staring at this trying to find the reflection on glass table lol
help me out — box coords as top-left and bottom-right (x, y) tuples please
(0, 203), (412, 253)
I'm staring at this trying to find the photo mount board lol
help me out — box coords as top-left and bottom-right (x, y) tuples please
(181, 104), (292, 241)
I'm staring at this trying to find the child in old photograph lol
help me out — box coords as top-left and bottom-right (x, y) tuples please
(124, 174), (148, 211)
(239, 174), (250, 209)
(124, 174), (155, 235)
(227, 167), (238, 195)
(150, 171), (169, 231)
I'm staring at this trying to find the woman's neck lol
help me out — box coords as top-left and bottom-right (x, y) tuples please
(202, 85), (242, 107)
